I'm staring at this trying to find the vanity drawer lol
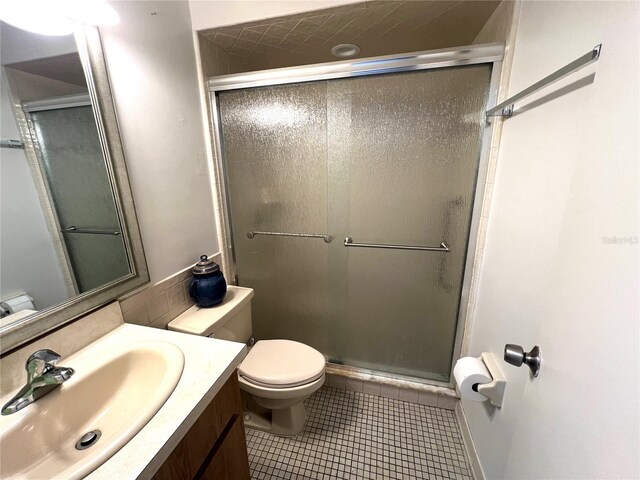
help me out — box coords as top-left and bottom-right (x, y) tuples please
(153, 373), (249, 480)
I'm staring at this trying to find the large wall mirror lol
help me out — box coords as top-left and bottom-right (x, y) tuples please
(0, 23), (148, 352)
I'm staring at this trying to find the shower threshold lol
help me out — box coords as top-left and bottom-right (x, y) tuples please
(325, 362), (456, 397)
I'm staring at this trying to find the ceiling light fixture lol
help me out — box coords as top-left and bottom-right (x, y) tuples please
(0, 0), (119, 36)
(331, 44), (361, 58)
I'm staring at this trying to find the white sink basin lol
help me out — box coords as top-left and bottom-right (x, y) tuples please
(0, 340), (184, 480)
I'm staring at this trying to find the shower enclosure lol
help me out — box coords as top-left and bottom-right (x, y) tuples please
(209, 45), (502, 384)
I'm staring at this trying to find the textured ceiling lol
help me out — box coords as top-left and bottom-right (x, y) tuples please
(200, 1), (501, 74)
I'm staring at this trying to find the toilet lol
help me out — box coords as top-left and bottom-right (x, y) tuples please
(168, 285), (325, 436)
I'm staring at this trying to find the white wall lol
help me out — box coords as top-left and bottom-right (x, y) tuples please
(189, 0), (356, 31)
(0, 81), (69, 309)
(464, 1), (639, 479)
(99, 1), (218, 283)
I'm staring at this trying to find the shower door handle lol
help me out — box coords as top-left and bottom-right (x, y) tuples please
(247, 230), (334, 244)
(344, 237), (450, 252)
(62, 226), (121, 236)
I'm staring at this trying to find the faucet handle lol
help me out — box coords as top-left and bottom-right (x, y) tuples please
(25, 349), (61, 379)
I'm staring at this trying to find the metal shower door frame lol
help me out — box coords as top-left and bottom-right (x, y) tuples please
(207, 43), (504, 388)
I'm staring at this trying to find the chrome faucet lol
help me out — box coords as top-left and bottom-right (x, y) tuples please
(1, 349), (74, 415)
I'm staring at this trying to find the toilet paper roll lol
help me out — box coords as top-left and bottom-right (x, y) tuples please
(1, 294), (35, 314)
(454, 357), (492, 402)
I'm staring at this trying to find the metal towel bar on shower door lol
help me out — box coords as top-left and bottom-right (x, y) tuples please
(344, 237), (450, 252)
(247, 231), (334, 244)
(62, 226), (120, 236)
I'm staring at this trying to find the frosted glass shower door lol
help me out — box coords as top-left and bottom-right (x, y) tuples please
(219, 83), (335, 354)
(330, 67), (491, 381)
(30, 106), (129, 293)
(218, 64), (491, 382)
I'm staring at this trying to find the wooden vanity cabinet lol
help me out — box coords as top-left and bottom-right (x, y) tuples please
(153, 373), (250, 480)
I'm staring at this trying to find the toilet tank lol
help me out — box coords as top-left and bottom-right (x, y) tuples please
(167, 286), (254, 343)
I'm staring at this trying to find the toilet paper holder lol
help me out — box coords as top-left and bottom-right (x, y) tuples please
(475, 352), (506, 408)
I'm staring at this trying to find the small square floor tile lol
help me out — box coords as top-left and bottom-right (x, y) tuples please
(246, 386), (473, 479)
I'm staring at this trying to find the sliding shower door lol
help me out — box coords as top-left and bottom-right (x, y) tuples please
(217, 65), (491, 382)
(29, 106), (129, 292)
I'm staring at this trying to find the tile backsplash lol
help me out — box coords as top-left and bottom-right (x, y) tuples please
(119, 253), (221, 329)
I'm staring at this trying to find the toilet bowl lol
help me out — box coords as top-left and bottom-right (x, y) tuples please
(238, 339), (325, 435)
(168, 286), (325, 436)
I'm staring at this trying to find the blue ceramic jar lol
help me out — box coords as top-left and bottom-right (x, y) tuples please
(188, 255), (227, 308)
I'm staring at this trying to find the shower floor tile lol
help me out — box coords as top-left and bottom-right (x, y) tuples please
(245, 386), (473, 480)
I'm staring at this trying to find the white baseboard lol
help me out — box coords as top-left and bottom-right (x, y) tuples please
(455, 402), (486, 480)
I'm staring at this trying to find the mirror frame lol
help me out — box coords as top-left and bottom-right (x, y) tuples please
(0, 26), (149, 353)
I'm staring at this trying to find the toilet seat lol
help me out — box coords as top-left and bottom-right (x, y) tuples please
(239, 339), (325, 388)
(240, 370), (324, 388)
(238, 371), (326, 401)
(240, 371), (324, 389)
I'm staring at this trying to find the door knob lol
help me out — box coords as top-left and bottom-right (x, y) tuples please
(504, 344), (541, 377)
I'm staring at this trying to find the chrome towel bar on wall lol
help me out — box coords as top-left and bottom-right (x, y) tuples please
(344, 237), (450, 252)
(247, 231), (334, 243)
(486, 44), (602, 119)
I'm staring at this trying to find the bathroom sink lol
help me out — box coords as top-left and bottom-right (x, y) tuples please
(0, 340), (184, 480)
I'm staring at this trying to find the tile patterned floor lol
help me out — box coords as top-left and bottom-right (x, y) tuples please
(246, 386), (473, 480)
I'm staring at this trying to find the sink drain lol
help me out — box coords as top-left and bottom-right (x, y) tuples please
(75, 430), (102, 450)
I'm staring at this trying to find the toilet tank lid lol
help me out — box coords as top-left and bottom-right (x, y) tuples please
(167, 285), (254, 336)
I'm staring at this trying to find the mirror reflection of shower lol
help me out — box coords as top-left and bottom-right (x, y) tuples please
(0, 21), (129, 321)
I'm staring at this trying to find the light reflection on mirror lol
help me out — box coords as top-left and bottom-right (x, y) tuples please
(0, 21), (130, 327)
(0, 0), (119, 36)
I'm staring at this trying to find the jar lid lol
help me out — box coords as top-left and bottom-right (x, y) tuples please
(192, 255), (220, 275)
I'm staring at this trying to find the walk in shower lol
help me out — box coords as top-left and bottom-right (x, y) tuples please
(209, 45), (502, 384)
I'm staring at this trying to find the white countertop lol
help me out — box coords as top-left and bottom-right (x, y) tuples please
(83, 324), (247, 479)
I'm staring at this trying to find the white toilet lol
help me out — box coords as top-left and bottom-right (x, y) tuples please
(168, 286), (325, 436)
